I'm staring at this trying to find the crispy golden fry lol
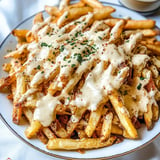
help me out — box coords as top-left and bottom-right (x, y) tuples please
(12, 104), (22, 124)
(144, 103), (153, 130)
(109, 90), (138, 139)
(105, 19), (155, 29)
(93, 6), (115, 20)
(85, 105), (103, 137)
(125, 19), (155, 29)
(109, 20), (125, 43)
(124, 29), (158, 37)
(23, 108), (33, 123)
(25, 120), (42, 139)
(4, 50), (23, 59)
(141, 43), (160, 55)
(37, 130), (48, 144)
(2, 63), (11, 72)
(0, 75), (16, 91)
(50, 121), (68, 138)
(33, 12), (44, 24)
(12, 73), (27, 124)
(12, 29), (29, 38)
(59, 0), (70, 10)
(68, 1), (85, 8)
(67, 107), (87, 135)
(111, 124), (123, 135)
(57, 6), (93, 27)
(76, 129), (87, 139)
(101, 112), (113, 141)
(81, 0), (103, 8)
(47, 136), (117, 150)
(26, 31), (35, 43)
(152, 103), (159, 122)
(45, 6), (60, 16)
(42, 127), (56, 139)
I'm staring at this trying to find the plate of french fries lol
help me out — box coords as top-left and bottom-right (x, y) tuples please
(0, 0), (160, 159)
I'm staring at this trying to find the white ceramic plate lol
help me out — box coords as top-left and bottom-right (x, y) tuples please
(0, 1), (160, 159)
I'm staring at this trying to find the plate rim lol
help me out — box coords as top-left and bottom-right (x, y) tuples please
(0, 1), (160, 159)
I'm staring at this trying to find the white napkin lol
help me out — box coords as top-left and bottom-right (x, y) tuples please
(0, 0), (160, 160)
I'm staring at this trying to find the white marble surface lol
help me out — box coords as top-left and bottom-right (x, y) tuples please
(0, 0), (160, 160)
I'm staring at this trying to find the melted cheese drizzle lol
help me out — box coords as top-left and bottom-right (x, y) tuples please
(16, 12), (158, 126)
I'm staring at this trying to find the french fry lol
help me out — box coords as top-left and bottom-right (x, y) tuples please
(85, 105), (103, 137)
(26, 31), (35, 43)
(76, 129), (87, 139)
(2, 63), (11, 72)
(109, 20), (125, 43)
(68, 1), (85, 8)
(105, 19), (155, 29)
(101, 112), (113, 141)
(33, 12), (44, 24)
(124, 29), (157, 37)
(12, 29), (29, 38)
(109, 90), (138, 139)
(57, 6), (93, 27)
(142, 43), (160, 55)
(25, 120), (42, 139)
(111, 124), (123, 135)
(93, 6), (115, 20)
(144, 103), (153, 130)
(50, 121), (68, 138)
(59, 0), (70, 10)
(42, 127), (56, 139)
(45, 6), (60, 16)
(0, 75), (16, 91)
(125, 19), (155, 29)
(152, 103), (159, 122)
(81, 0), (103, 8)
(37, 130), (48, 144)
(67, 107), (87, 135)
(23, 108), (33, 123)
(12, 73), (27, 124)
(47, 136), (117, 150)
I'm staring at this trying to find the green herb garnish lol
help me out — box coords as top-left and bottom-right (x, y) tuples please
(71, 64), (76, 68)
(140, 77), (145, 80)
(137, 83), (142, 90)
(37, 65), (41, 70)
(60, 45), (64, 52)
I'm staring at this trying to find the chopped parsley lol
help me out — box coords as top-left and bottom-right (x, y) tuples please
(70, 42), (76, 46)
(37, 65), (41, 70)
(41, 71), (44, 74)
(71, 64), (76, 68)
(140, 77), (145, 80)
(60, 45), (64, 52)
(41, 42), (48, 47)
(137, 83), (142, 90)
(53, 51), (55, 55)
(41, 42), (52, 47)
(126, 40), (129, 43)
(98, 36), (102, 40)
(63, 56), (67, 61)
(77, 54), (83, 64)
